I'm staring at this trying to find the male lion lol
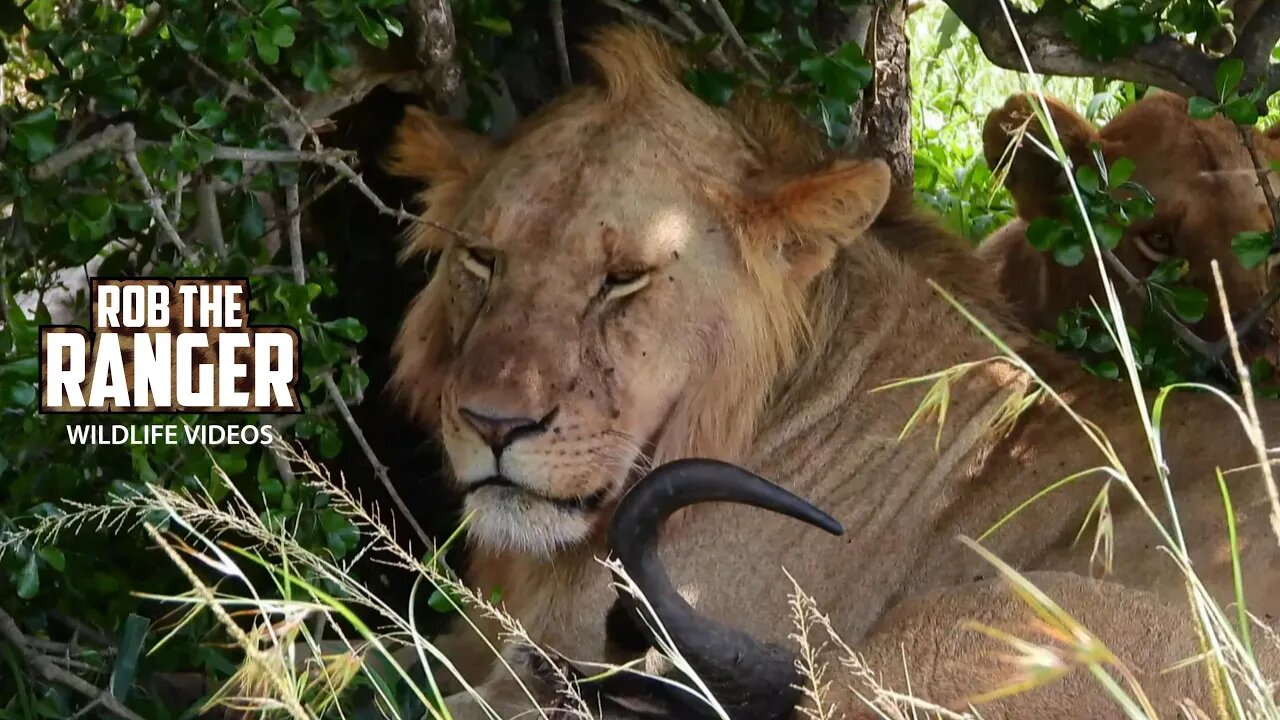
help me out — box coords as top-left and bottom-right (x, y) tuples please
(388, 27), (1280, 718)
(980, 91), (1280, 349)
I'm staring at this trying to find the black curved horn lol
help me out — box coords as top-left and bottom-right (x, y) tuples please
(605, 458), (844, 720)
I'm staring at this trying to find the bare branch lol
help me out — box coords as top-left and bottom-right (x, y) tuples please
(119, 125), (194, 262)
(0, 607), (149, 720)
(551, 0), (573, 90)
(699, 0), (771, 78)
(655, 0), (704, 38)
(31, 127), (354, 181)
(593, 0), (689, 40)
(409, 0), (463, 105)
(1230, 0), (1280, 83)
(29, 124), (133, 181)
(942, 0), (1219, 97)
(195, 179), (225, 257)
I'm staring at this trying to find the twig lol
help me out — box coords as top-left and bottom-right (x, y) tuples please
(274, 151), (434, 552)
(321, 157), (478, 242)
(698, 0), (771, 78)
(188, 55), (252, 101)
(320, 374), (431, 550)
(655, 0), (704, 38)
(284, 131), (306, 285)
(30, 125), (354, 180)
(1236, 124), (1280, 246)
(1097, 245), (1227, 363)
(593, 0), (689, 40)
(195, 179), (225, 257)
(119, 125), (195, 262)
(409, 0), (463, 104)
(551, 0), (573, 90)
(0, 607), (149, 720)
(243, 62), (322, 152)
(170, 171), (186, 227)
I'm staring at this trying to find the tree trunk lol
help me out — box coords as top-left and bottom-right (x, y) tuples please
(860, 0), (914, 191)
(814, 0), (914, 191)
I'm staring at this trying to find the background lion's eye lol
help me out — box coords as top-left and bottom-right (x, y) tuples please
(1133, 232), (1173, 262)
(603, 270), (651, 301)
(459, 246), (496, 280)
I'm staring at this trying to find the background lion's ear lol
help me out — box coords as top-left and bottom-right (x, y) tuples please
(384, 106), (490, 185)
(747, 159), (891, 284)
(983, 93), (1099, 220)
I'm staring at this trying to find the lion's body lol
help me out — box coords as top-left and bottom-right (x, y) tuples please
(439, 210), (1280, 718)
(389, 28), (1280, 718)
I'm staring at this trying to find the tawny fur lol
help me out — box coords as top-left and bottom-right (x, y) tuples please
(980, 91), (1280, 350)
(387, 27), (1280, 719)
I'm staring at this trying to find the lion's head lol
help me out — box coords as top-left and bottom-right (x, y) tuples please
(982, 91), (1280, 338)
(385, 28), (890, 555)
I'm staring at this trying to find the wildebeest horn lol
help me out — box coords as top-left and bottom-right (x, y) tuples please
(605, 458), (845, 720)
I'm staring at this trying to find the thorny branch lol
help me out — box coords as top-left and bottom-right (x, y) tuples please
(0, 607), (148, 720)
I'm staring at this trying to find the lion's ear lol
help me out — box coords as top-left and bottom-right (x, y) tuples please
(384, 106), (490, 185)
(752, 159), (891, 284)
(983, 93), (1099, 220)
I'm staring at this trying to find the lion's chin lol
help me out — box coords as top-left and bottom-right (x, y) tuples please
(462, 486), (602, 556)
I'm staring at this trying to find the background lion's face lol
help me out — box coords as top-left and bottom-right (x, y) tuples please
(416, 124), (748, 554)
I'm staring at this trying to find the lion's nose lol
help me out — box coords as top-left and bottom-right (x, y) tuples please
(460, 406), (558, 453)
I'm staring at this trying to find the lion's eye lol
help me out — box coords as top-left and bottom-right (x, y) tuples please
(1134, 232), (1173, 262)
(603, 270), (651, 301)
(458, 245), (496, 280)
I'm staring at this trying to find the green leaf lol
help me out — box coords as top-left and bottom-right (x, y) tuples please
(254, 27), (280, 64)
(474, 17), (513, 35)
(169, 25), (199, 52)
(1084, 359), (1120, 379)
(321, 317), (367, 342)
(1095, 223), (1122, 250)
(1231, 230), (1272, 269)
(682, 68), (737, 107)
(1187, 96), (1219, 119)
(1148, 257), (1189, 284)
(109, 614), (149, 701)
(1223, 96), (1260, 125)
(1215, 57), (1244, 99)
(1075, 165), (1100, 195)
(1026, 217), (1065, 251)
(384, 15), (404, 37)
(192, 97), (227, 130)
(12, 107), (57, 162)
(16, 554), (38, 599)
(355, 10), (389, 48)
(271, 24), (295, 48)
(1107, 157), (1135, 186)
(38, 546), (65, 572)
(428, 587), (462, 613)
(1168, 286), (1209, 323)
(1053, 242), (1086, 267)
